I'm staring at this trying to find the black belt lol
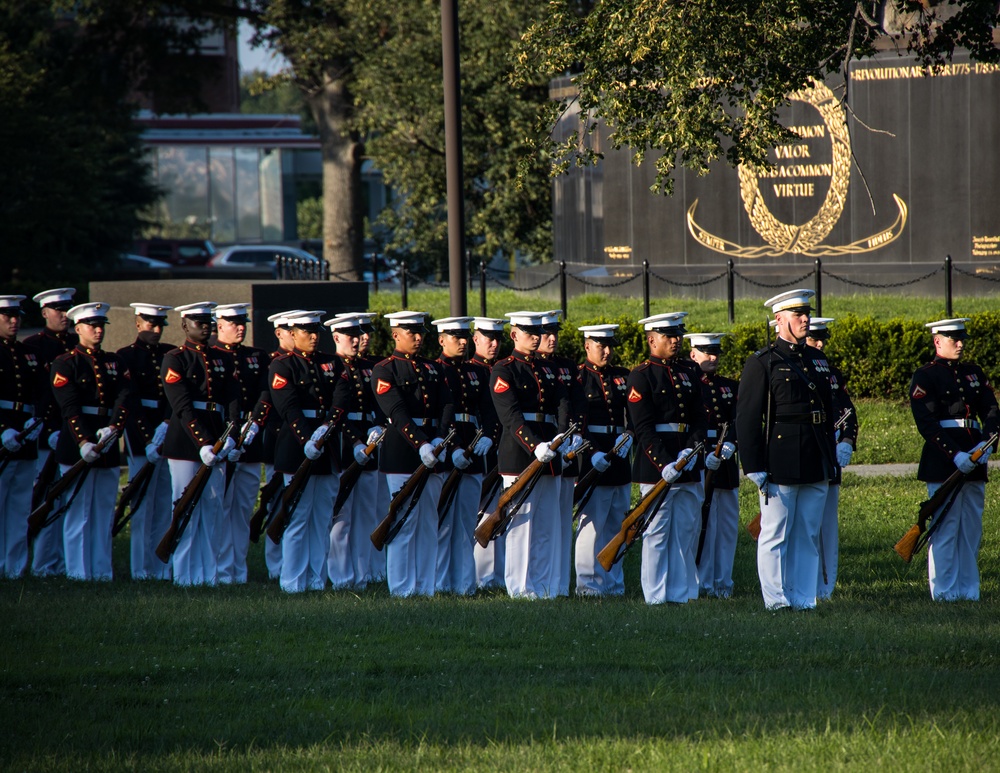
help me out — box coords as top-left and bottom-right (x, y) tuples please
(775, 411), (827, 425)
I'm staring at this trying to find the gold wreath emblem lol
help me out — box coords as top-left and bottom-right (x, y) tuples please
(687, 78), (907, 257)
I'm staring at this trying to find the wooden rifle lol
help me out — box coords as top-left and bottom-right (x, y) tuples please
(32, 449), (60, 511)
(0, 417), (43, 474)
(155, 422), (235, 563)
(473, 421), (580, 548)
(438, 427), (485, 526)
(894, 432), (998, 562)
(27, 430), (119, 543)
(266, 420), (337, 545)
(111, 447), (160, 537)
(371, 427), (457, 551)
(747, 407), (854, 541)
(224, 420), (256, 493)
(332, 429), (387, 519)
(572, 431), (633, 516)
(696, 423), (730, 565)
(475, 465), (502, 523)
(248, 472), (285, 543)
(597, 441), (704, 571)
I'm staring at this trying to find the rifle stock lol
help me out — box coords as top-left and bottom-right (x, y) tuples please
(596, 441), (704, 571)
(155, 422), (234, 563)
(31, 448), (59, 511)
(438, 428), (486, 525)
(572, 431), (633, 515)
(333, 431), (386, 518)
(474, 422), (580, 548)
(111, 453), (159, 537)
(0, 418), (42, 471)
(248, 472), (284, 543)
(266, 421), (338, 545)
(696, 424), (729, 565)
(371, 427), (457, 551)
(893, 432), (997, 562)
(27, 432), (117, 542)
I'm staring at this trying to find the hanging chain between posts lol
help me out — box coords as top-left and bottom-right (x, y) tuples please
(646, 268), (728, 287)
(569, 271), (641, 288)
(731, 269), (814, 289)
(403, 267), (451, 289)
(821, 266), (942, 289)
(952, 265), (1000, 283)
(484, 267), (560, 292)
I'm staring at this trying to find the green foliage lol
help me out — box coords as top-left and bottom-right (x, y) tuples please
(239, 69), (316, 134)
(296, 196), (323, 240)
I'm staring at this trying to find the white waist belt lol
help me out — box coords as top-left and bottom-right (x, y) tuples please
(523, 412), (556, 423)
(940, 419), (981, 429)
(588, 425), (624, 434)
(0, 399), (34, 415)
(192, 401), (224, 413)
(140, 399), (159, 408)
(453, 412), (479, 425)
(81, 406), (111, 416)
(301, 409), (320, 418)
(346, 411), (376, 422)
(707, 429), (718, 439)
(655, 423), (689, 433)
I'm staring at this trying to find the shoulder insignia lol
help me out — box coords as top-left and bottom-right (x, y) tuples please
(52, 372), (69, 388)
(911, 384), (926, 399)
(272, 373), (288, 390)
(628, 386), (642, 403)
(164, 368), (182, 384)
(376, 378), (391, 395)
(494, 377), (510, 394)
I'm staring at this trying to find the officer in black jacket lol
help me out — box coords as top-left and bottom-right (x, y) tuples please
(685, 332), (739, 598)
(212, 303), (269, 585)
(574, 324), (633, 597)
(116, 303), (174, 580)
(269, 310), (351, 593)
(323, 313), (383, 590)
(24, 287), (78, 577)
(626, 312), (707, 605)
(910, 317), (999, 601)
(490, 311), (571, 599)
(51, 302), (134, 581)
(433, 316), (498, 595)
(804, 318), (859, 601)
(161, 302), (239, 587)
(737, 289), (837, 611)
(0, 295), (44, 578)
(371, 310), (455, 598)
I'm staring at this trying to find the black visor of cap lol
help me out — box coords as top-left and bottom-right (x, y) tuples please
(292, 322), (322, 333)
(441, 329), (470, 338)
(695, 344), (722, 354)
(807, 329), (830, 341)
(939, 329), (967, 340)
(515, 324), (545, 336)
(360, 323), (374, 333)
(478, 329), (504, 339)
(586, 335), (619, 346)
(138, 314), (169, 326)
(185, 314), (214, 324)
(77, 316), (108, 326)
(0, 306), (24, 316)
(395, 323), (426, 333)
(651, 325), (685, 336)
(333, 325), (363, 337)
(46, 301), (75, 311)
(220, 315), (249, 325)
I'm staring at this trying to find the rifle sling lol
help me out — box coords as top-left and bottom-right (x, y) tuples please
(44, 464), (93, 528)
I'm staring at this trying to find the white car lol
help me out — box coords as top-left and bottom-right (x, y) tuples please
(207, 245), (322, 269)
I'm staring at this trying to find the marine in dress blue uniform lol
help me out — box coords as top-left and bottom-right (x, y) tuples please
(574, 324), (633, 597)
(685, 333), (739, 598)
(0, 296), (43, 578)
(161, 302), (239, 587)
(51, 302), (135, 581)
(371, 311), (455, 597)
(24, 287), (78, 577)
(116, 303), (174, 580)
(737, 290), (837, 611)
(910, 317), (999, 601)
(626, 312), (707, 604)
(804, 318), (859, 601)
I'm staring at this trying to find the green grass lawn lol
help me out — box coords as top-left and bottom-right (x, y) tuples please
(3, 475), (999, 771)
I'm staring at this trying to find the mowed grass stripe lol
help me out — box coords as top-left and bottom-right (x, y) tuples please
(2, 474), (999, 771)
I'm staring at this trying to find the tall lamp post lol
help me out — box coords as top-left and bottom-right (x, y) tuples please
(442, 0), (467, 315)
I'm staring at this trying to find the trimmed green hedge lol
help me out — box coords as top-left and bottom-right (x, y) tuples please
(365, 312), (1000, 400)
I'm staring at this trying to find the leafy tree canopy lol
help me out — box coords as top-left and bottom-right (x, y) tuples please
(514, 1), (1000, 194)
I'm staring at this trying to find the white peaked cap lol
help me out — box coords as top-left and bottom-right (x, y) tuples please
(926, 318), (971, 335)
(32, 287), (76, 307)
(432, 316), (474, 332)
(808, 317), (835, 332)
(130, 303), (172, 317)
(473, 316), (506, 333)
(215, 303), (252, 319)
(174, 301), (217, 318)
(638, 312), (687, 332)
(0, 295), (26, 311)
(324, 314), (366, 331)
(384, 311), (428, 328)
(684, 332), (729, 348)
(579, 324), (619, 339)
(504, 311), (546, 328)
(67, 302), (110, 323)
(268, 310), (306, 328)
(284, 310), (324, 327)
(765, 289), (815, 313)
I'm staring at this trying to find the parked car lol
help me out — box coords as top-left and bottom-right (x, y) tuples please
(132, 238), (217, 266)
(118, 253), (172, 270)
(207, 244), (322, 270)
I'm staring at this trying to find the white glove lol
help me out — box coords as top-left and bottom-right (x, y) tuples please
(309, 424), (329, 443)
(747, 471), (768, 490)
(614, 432), (633, 457)
(661, 461), (682, 484)
(720, 441), (736, 460)
(152, 421), (169, 447)
(590, 451), (611, 473)
(227, 446), (245, 463)
(96, 426), (118, 454)
(452, 448), (472, 470)
(220, 437), (237, 457)
(366, 426), (385, 445)
(304, 440), (323, 461)
(80, 442), (100, 463)
(419, 442), (439, 468)
(974, 440), (994, 465)
(200, 445), (220, 466)
(1, 428), (22, 453)
(565, 434), (584, 454)
(353, 443), (370, 465)
(678, 448), (697, 471)
(705, 452), (722, 471)
(472, 436), (493, 456)
(953, 451), (976, 475)
(240, 420), (259, 447)
(145, 443), (161, 464)
(534, 442), (556, 463)
(836, 441), (853, 468)
(23, 419), (42, 442)
(48, 430), (61, 451)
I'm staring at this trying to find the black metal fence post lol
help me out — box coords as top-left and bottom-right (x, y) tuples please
(479, 261), (487, 316)
(642, 260), (650, 318)
(467, 249), (473, 292)
(727, 259), (735, 325)
(814, 258), (822, 316)
(400, 261), (408, 308)
(372, 253), (380, 295)
(559, 261), (567, 320)
(945, 254), (953, 317)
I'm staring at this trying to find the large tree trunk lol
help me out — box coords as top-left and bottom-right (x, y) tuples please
(308, 73), (364, 280)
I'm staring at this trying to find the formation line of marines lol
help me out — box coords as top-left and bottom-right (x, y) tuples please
(0, 286), (995, 606)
